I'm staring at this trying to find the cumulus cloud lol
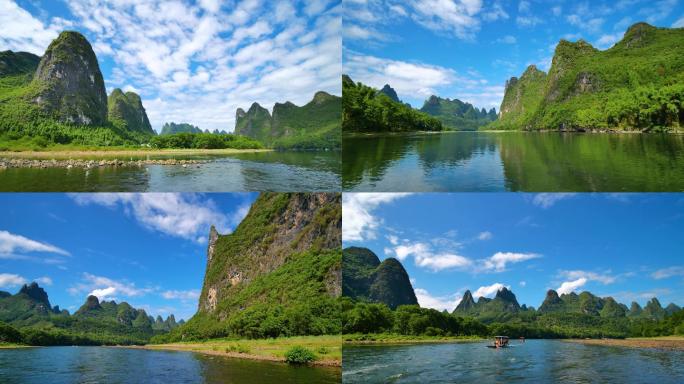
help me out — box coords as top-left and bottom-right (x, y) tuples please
(651, 266), (684, 280)
(0, 273), (27, 288)
(559, 270), (617, 285)
(473, 282), (509, 298)
(388, 241), (472, 272)
(482, 252), (540, 272)
(342, 193), (411, 242)
(69, 193), (234, 243)
(674, 15), (684, 28)
(415, 288), (462, 312)
(0, 230), (70, 260)
(557, 277), (587, 295)
(595, 32), (623, 49)
(70, 273), (153, 302)
(34, 276), (53, 286)
(1, 0), (342, 132)
(532, 193), (576, 208)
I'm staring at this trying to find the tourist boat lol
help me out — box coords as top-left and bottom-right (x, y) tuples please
(486, 336), (510, 348)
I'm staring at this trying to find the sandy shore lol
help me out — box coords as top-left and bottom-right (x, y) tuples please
(0, 148), (271, 159)
(124, 339), (341, 367)
(566, 336), (684, 350)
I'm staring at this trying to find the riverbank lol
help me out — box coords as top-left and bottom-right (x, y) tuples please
(131, 335), (341, 367)
(344, 333), (484, 345)
(566, 336), (684, 350)
(0, 343), (31, 349)
(0, 147), (271, 158)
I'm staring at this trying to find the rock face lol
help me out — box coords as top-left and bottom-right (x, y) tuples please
(377, 84), (400, 103)
(0, 50), (40, 77)
(454, 286), (521, 316)
(498, 64), (546, 120)
(198, 193), (341, 317)
(18, 282), (51, 308)
(32, 31), (107, 126)
(455, 290), (476, 311)
(107, 88), (154, 134)
(342, 246), (418, 309)
(234, 91), (341, 149)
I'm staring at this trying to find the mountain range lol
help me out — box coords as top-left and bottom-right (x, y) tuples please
(0, 282), (180, 345)
(234, 91), (341, 150)
(491, 23), (684, 132)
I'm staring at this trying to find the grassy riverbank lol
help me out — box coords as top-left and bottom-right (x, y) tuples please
(0, 147), (272, 159)
(566, 336), (684, 350)
(343, 333), (485, 345)
(136, 335), (341, 367)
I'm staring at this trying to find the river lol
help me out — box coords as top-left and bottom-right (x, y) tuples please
(342, 340), (684, 383)
(0, 346), (340, 383)
(0, 151), (340, 192)
(342, 131), (684, 191)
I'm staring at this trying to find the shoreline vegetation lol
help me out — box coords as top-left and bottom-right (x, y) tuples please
(342, 129), (684, 138)
(344, 334), (484, 345)
(566, 336), (684, 351)
(132, 336), (341, 367)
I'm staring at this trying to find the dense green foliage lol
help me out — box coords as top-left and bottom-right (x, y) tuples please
(0, 283), (178, 346)
(149, 132), (263, 149)
(491, 23), (684, 132)
(342, 75), (443, 133)
(284, 346), (316, 364)
(107, 88), (154, 134)
(342, 247), (417, 309)
(0, 51), (40, 77)
(420, 96), (497, 130)
(235, 92), (341, 150)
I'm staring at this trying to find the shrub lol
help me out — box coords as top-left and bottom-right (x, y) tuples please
(284, 346), (316, 364)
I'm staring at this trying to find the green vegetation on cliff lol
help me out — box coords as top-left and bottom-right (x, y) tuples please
(0, 283), (178, 346)
(160, 122), (202, 135)
(156, 193), (342, 343)
(107, 88), (154, 134)
(149, 132), (263, 149)
(234, 92), (341, 150)
(342, 75), (443, 133)
(0, 31), (154, 149)
(491, 23), (684, 131)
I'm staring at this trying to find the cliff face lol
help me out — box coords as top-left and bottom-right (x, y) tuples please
(234, 102), (272, 142)
(342, 247), (418, 309)
(31, 31), (108, 126)
(498, 64), (546, 123)
(198, 193), (341, 318)
(107, 88), (154, 134)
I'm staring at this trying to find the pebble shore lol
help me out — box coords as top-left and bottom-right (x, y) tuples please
(0, 158), (206, 169)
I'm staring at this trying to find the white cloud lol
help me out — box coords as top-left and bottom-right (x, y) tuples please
(0, 0), (71, 55)
(482, 2), (509, 21)
(72, 273), (152, 302)
(345, 52), (503, 108)
(532, 193), (576, 208)
(477, 231), (493, 240)
(342, 193), (411, 242)
(34, 276), (53, 286)
(651, 266), (684, 280)
(557, 277), (587, 295)
(388, 241), (472, 272)
(0, 273), (27, 288)
(559, 270), (617, 285)
(482, 252), (540, 272)
(518, 1), (530, 13)
(473, 282), (509, 298)
(69, 193), (233, 243)
(0, 230), (70, 257)
(415, 288), (462, 312)
(161, 289), (200, 300)
(516, 15), (542, 27)
(567, 15), (604, 34)
(673, 15), (684, 28)
(519, 281), (526, 287)
(552, 6), (562, 16)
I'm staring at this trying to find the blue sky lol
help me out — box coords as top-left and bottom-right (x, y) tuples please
(342, 193), (684, 312)
(0, 193), (257, 320)
(0, 0), (341, 132)
(344, 0), (684, 110)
